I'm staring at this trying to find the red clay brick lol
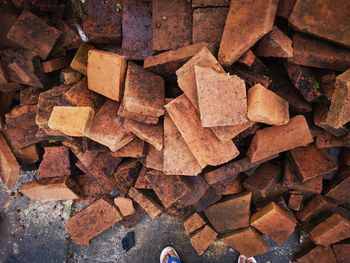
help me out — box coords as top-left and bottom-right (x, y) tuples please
(134, 166), (152, 190)
(42, 57), (68, 73)
(128, 187), (163, 219)
(296, 246), (337, 263)
(111, 138), (145, 158)
(211, 175), (244, 196)
(192, 0), (229, 7)
(178, 176), (210, 206)
(183, 213), (206, 235)
(114, 196), (135, 217)
(288, 192), (303, 211)
(276, 0), (296, 19)
(38, 146), (70, 178)
(190, 225), (217, 255)
(325, 171), (350, 204)
(193, 187), (222, 212)
(145, 144), (163, 171)
(332, 243), (350, 263)
(211, 120), (255, 143)
(70, 43), (95, 75)
(113, 159), (142, 194)
(11, 144), (39, 165)
(0, 132), (20, 188)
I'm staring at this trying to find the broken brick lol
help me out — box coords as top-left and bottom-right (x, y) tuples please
(288, 192), (303, 211)
(67, 198), (122, 245)
(114, 196), (135, 217)
(19, 86), (41, 106)
(276, 0), (296, 19)
(11, 144), (39, 165)
(5, 104), (38, 130)
(0, 132), (20, 188)
(192, 0), (229, 7)
(70, 43), (95, 75)
(38, 146), (70, 178)
(134, 166), (152, 190)
(178, 176), (210, 206)
(211, 175), (244, 196)
(128, 187), (163, 219)
(296, 246), (337, 263)
(190, 225), (217, 255)
(204, 192), (251, 233)
(111, 138), (145, 158)
(42, 57), (68, 73)
(183, 213), (206, 235)
(332, 243), (350, 263)
(60, 69), (81, 85)
(325, 171), (350, 204)
(145, 145), (163, 171)
(211, 120), (255, 143)
(117, 101), (159, 125)
(193, 187), (222, 212)
(113, 159), (142, 194)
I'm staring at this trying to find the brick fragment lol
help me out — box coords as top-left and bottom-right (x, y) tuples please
(211, 175), (243, 196)
(114, 196), (135, 217)
(276, 0), (296, 19)
(192, 0), (229, 7)
(247, 115), (313, 162)
(0, 11), (18, 48)
(6, 10), (61, 59)
(38, 146), (70, 178)
(19, 86), (41, 105)
(332, 243), (350, 263)
(288, 192), (303, 211)
(183, 213), (206, 235)
(251, 202), (296, 244)
(113, 159), (142, 194)
(314, 129), (350, 149)
(205, 192), (251, 233)
(193, 187), (222, 212)
(152, 0), (192, 51)
(0, 60), (8, 86)
(309, 213), (350, 246)
(67, 198), (122, 245)
(296, 246), (337, 263)
(0, 132), (20, 188)
(325, 171), (350, 204)
(117, 101), (159, 125)
(134, 167), (152, 190)
(211, 120), (255, 143)
(5, 104), (37, 130)
(111, 138), (145, 158)
(178, 176), (210, 206)
(48, 106), (94, 137)
(314, 104), (348, 137)
(221, 227), (268, 257)
(218, 0), (278, 66)
(247, 83), (289, 125)
(190, 225), (217, 255)
(11, 144), (39, 165)
(60, 69), (81, 85)
(70, 43), (95, 75)
(42, 57), (68, 73)
(54, 21), (82, 50)
(128, 187), (163, 219)
(145, 144), (163, 171)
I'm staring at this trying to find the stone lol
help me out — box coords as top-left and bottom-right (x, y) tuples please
(218, 0), (278, 66)
(196, 66), (248, 127)
(48, 106), (94, 137)
(2, 125), (41, 151)
(38, 146), (70, 178)
(178, 176), (210, 206)
(183, 213), (206, 235)
(152, 0), (192, 51)
(128, 187), (163, 219)
(247, 115), (313, 162)
(144, 42), (214, 77)
(211, 120), (255, 143)
(6, 10), (61, 59)
(289, 145), (337, 182)
(117, 101), (159, 125)
(332, 244), (350, 263)
(289, 33), (350, 72)
(87, 50), (127, 101)
(0, 132), (20, 188)
(165, 95), (239, 168)
(113, 159), (142, 194)
(251, 202), (297, 244)
(42, 57), (68, 73)
(296, 246), (337, 263)
(193, 187), (222, 212)
(243, 162), (280, 198)
(288, 192), (303, 211)
(145, 170), (192, 208)
(123, 62), (164, 117)
(340, 149), (350, 166)
(111, 138), (145, 158)
(163, 111), (202, 175)
(123, 120), (163, 151)
(309, 213), (350, 246)
(325, 171), (350, 204)
(70, 43), (95, 75)
(204, 192), (251, 233)
(190, 225), (217, 255)
(87, 100), (134, 152)
(176, 47), (225, 110)
(192, 8), (228, 49)
(67, 198), (122, 245)
(289, 0), (350, 48)
(276, 0), (296, 19)
(221, 227), (268, 257)
(192, 0), (229, 7)
(327, 69), (350, 129)
(60, 69), (81, 85)
(20, 177), (80, 202)
(247, 83), (289, 125)
(114, 197), (135, 217)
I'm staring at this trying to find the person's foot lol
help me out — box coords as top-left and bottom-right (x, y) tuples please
(160, 247), (181, 263)
(238, 255), (257, 263)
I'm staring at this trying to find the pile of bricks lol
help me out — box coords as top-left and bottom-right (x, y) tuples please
(1, 0), (350, 260)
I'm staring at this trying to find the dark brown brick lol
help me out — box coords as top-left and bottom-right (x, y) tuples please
(332, 243), (350, 263)
(296, 246), (337, 263)
(193, 187), (222, 212)
(288, 192), (303, 211)
(113, 159), (142, 194)
(178, 176), (210, 206)
(38, 146), (70, 178)
(192, 0), (229, 7)
(325, 171), (350, 204)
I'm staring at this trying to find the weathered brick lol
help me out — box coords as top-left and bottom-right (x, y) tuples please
(5, 104), (37, 130)
(288, 192), (303, 211)
(218, 0), (278, 66)
(0, 132), (20, 188)
(211, 120), (255, 143)
(54, 21), (82, 50)
(314, 128), (350, 149)
(134, 166), (152, 190)
(332, 243), (350, 263)
(211, 175), (244, 196)
(67, 198), (122, 245)
(247, 115), (313, 162)
(296, 246), (337, 263)
(152, 0), (192, 51)
(70, 43), (95, 75)
(128, 187), (163, 219)
(42, 57), (68, 73)
(251, 202), (296, 244)
(183, 213), (206, 235)
(114, 196), (135, 217)
(145, 144), (163, 171)
(178, 176), (210, 206)
(247, 83), (289, 125)
(190, 225), (217, 255)
(113, 159), (142, 194)
(117, 101), (159, 125)
(38, 146), (70, 178)
(11, 144), (39, 165)
(192, 0), (229, 7)
(340, 148), (350, 166)
(325, 171), (350, 204)
(60, 69), (81, 85)
(205, 192), (251, 233)
(221, 227), (268, 257)
(276, 0), (296, 19)
(193, 187), (222, 212)
(111, 138), (145, 158)
(165, 95), (239, 168)
(19, 86), (41, 105)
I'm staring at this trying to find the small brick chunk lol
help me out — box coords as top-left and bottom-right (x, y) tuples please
(152, 0), (192, 51)
(247, 115), (313, 162)
(309, 213), (350, 246)
(87, 50), (127, 101)
(70, 43), (95, 75)
(255, 27), (293, 58)
(251, 202), (296, 244)
(243, 162), (280, 198)
(218, 0), (278, 66)
(67, 199), (122, 245)
(327, 69), (350, 129)
(118, 101), (159, 125)
(0, 132), (19, 188)
(87, 100), (134, 152)
(289, 0), (350, 48)
(325, 171), (350, 204)
(7, 10), (61, 59)
(221, 227), (268, 257)
(247, 83), (289, 125)
(332, 244), (350, 263)
(288, 192), (303, 211)
(296, 246), (337, 263)
(114, 196), (135, 217)
(38, 146), (70, 178)
(192, 0), (229, 7)
(165, 95), (239, 168)
(190, 225), (217, 255)
(205, 192), (251, 233)
(196, 66), (247, 127)
(123, 62), (164, 118)
(145, 145), (163, 171)
(314, 104), (348, 137)
(128, 187), (163, 219)
(183, 213), (206, 235)
(48, 106), (94, 137)
(20, 177), (80, 202)
(60, 69), (81, 85)
(111, 138), (145, 158)
(145, 170), (192, 208)
(42, 57), (68, 73)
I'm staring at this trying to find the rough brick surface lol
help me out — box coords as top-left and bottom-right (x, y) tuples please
(296, 246), (337, 263)
(192, 0), (229, 7)
(38, 146), (70, 178)
(314, 104), (348, 137)
(113, 159), (142, 194)
(247, 115), (313, 162)
(288, 192), (303, 211)
(251, 202), (296, 244)
(183, 213), (206, 235)
(221, 227), (268, 257)
(247, 83), (289, 125)
(117, 101), (159, 125)
(178, 176), (210, 206)
(134, 167), (152, 190)
(12, 144), (39, 165)
(67, 199), (122, 245)
(114, 196), (135, 217)
(211, 120), (255, 143)
(332, 244), (350, 263)
(211, 175), (243, 195)
(276, 0), (296, 19)
(128, 187), (163, 219)
(0, 132), (20, 188)
(190, 225), (217, 255)
(70, 43), (95, 75)
(111, 138), (145, 158)
(325, 171), (350, 204)
(218, 0), (278, 66)
(193, 187), (222, 212)
(42, 57), (68, 73)
(145, 145), (163, 171)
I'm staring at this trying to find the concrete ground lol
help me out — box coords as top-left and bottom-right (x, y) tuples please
(0, 171), (301, 263)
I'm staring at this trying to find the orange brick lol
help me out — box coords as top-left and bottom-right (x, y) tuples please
(38, 146), (70, 178)
(183, 213), (206, 235)
(145, 144), (163, 171)
(128, 187), (163, 219)
(190, 225), (217, 255)
(0, 132), (19, 188)
(211, 120), (255, 143)
(42, 57), (68, 73)
(70, 43), (95, 75)
(114, 196), (135, 216)
(117, 101), (159, 125)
